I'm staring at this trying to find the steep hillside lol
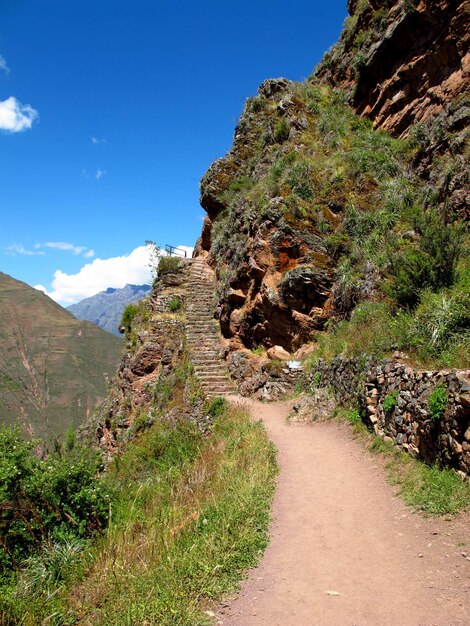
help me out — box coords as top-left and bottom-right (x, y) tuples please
(315, 0), (468, 135)
(68, 283), (151, 336)
(0, 272), (122, 440)
(314, 0), (469, 218)
(194, 0), (468, 370)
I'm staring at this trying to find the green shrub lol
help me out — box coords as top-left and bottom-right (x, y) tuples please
(0, 428), (110, 576)
(324, 232), (351, 260)
(348, 408), (362, 424)
(383, 390), (398, 413)
(168, 297), (181, 313)
(273, 117), (289, 143)
(120, 303), (139, 335)
(352, 51), (367, 73)
(158, 256), (182, 277)
(428, 385), (447, 420)
(312, 371), (322, 387)
(206, 396), (228, 420)
(386, 216), (465, 307)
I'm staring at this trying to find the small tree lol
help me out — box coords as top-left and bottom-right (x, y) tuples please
(145, 240), (162, 281)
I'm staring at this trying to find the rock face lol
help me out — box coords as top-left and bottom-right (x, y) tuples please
(197, 78), (335, 352)
(314, 0), (469, 218)
(315, 0), (469, 137)
(195, 0), (468, 360)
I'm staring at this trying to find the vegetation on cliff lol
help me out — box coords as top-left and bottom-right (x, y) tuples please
(198, 78), (468, 367)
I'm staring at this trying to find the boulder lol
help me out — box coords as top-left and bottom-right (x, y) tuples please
(267, 345), (290, 361)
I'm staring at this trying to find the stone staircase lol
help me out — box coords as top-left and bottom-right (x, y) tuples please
(186, 258), (235, 397)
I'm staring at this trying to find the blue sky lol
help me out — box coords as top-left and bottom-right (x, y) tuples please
(0, 0), (346, 304)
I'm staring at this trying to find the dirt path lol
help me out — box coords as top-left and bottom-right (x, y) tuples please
(217, 398), (470, 626)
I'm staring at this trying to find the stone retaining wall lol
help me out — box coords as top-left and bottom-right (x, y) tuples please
(308, 356), (470, 477)
(154, 293), (184, 314)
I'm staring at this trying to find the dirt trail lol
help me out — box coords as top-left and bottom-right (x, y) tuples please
(218, 398), (470, 626)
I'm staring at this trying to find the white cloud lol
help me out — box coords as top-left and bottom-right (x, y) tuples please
(0, 96), (38, 133)
(91, 136), (106, 144)
(0, 55), (10, 74)
(34, 242), (94, 257)
(35, 244), (194, 305)
(5, 244), (44, 256)
(95, 168), (107, 180)
(42, 241), (87, 255)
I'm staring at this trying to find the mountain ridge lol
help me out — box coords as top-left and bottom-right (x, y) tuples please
(0, 272), (122, 440)
(68, 283), (151, 336)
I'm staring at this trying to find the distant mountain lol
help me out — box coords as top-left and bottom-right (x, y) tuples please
(0, 272), (122, 440)
(68, 284), (151, 336)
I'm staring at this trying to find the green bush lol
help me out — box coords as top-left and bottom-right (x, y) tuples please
(273, 117), (289, 143)
(168, 297), (181, 312)
(348, 408), (362, 424)
(386, 216), (465, 307)
(120, 303), (139, 335)
(158, 256), (182, 277)
(0, 428), (110, 576)
(207, 396), (228, 420)
(428, 385), (447, 421)
(383, 390), (398, 413)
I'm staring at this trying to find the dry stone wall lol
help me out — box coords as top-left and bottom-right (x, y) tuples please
(308, 356), (470, 477)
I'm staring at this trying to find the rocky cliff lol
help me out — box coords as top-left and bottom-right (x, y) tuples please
(195, 0), (468, 361)
(314, 0), (469, 218)
(315, 0), (468, 136)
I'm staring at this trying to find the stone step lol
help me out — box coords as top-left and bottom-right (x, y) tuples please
(200, 381), (234, 389)
(186, 326), (217, 331)
(197, 373), (231, 380)
(187, 338), (220, 343)
(186, 258), (234, 398)
(200, 385), (234, 392)
(188, 347), (220, 352)
(195, 361), (226, 371)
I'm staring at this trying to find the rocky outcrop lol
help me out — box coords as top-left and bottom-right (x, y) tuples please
(82, 260), (236, 458)
(315, 0), (469, 137)
(195, 0), (468, 362)
(196, 79), (336, 352)
(227, 348), (303, 400)
(314, 0), (469, 218)
(306, 355), (470, 476)
(88, 269), (190, 457)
